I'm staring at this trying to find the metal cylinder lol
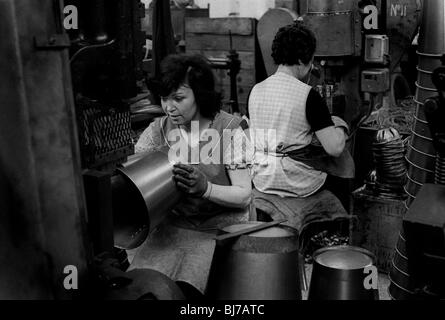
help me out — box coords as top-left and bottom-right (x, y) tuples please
(308, 246), (378, 300)
(207, 222), (301, 300)
(112, 149), (183, 249)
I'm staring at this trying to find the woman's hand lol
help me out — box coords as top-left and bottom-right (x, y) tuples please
(173, 164), (209, 198)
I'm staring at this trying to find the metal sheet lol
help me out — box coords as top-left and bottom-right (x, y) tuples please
(117, 149), (183, 234)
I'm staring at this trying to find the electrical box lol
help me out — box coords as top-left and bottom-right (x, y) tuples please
(361, 69), (390, 93)
(365, 35), (390, 64)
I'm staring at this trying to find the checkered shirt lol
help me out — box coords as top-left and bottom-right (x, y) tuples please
(248, 70), (327, 198)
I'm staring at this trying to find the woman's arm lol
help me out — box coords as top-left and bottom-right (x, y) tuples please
(205, 126), (253, 209)
(206, 169), (252, 209)
(315, 126), (347, 158)
(173, 165), (252, 209)
(306, 89), (348, 157)
(173, 125), (253, 210)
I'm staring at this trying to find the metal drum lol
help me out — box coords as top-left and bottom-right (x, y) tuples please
(308, 246), (378, 300)
(112, 149), (183, 249)
(207, 222), (301, 300)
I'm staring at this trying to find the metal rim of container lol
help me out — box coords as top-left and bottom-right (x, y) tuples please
(372, 139), (405, 147)
(399, 232), (406, 242)
(406, 195), (416, 207)
(416, 66), (434, 75)
(406, 173), (425, 187)
(395, 247), (409, 261)
(404, 201), (410, 211)
(387, 287), (398, 301)
(408, 143), (437, 159)
(388, 274), (417, 295)
(411, 130), (434, 142)
(391, 258), (411, 277)
(415, 81), (438, 92)
(413, 98), (425, 105)
(405, 180), (422, 196)
(403, 186), (417, 200)
(312, 245), (376, 270)
(416, 51), (444, 58)
(413, 115), (429, 124)
(405, 156), (436, 173)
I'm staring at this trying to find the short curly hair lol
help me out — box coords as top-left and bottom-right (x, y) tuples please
(271, 22), (317, 66)
(148, 54), (221, 119)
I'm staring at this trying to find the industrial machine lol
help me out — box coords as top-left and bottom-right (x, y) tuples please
(2, 0), (443, 300)
(259, 0), (422, 128)
(0, 0), (186, 300)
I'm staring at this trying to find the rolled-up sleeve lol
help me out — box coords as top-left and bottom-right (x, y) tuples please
(135, 120), (162, 154)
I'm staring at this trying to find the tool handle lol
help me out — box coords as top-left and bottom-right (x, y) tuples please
(215, 219), (287, 242)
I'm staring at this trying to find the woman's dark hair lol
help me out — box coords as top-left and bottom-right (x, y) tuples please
(271, 22), (317, 66)
(148, 54), (221, 119)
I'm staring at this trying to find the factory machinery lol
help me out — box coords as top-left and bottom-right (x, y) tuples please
(0, 0), (185, 300)
(259, 0), (422, 126)
(258, 0), (445, 300)
(1, 0), (444, 300)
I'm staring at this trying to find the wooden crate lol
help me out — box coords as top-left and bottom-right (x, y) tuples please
(142, 7), (209, 40)
(185, 17), (259, 115)
(350, 189), (407, 273)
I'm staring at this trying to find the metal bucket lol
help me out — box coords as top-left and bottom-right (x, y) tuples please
(412, 119), (433, 142)
(308, 246), (378, 300)
(406, 158), (435, 184)
(112, 149), (183, 249)
(405, 181), (423, 199)
(207, 222), (301, 300)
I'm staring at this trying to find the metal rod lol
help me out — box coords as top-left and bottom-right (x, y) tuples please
(215, 219), (287, 242)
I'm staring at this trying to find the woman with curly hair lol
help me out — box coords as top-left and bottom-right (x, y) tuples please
(130, 54), (253, 298)
(248, 22), (351, 231)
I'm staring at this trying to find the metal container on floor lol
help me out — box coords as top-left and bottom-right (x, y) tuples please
(406, 0), (444, 202)
(207, 222), (301, 300)
(389, 231), (420, 300)
(308, 246), (378, 300)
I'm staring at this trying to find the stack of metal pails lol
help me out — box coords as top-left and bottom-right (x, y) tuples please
(435, 153), (445, 185)
(389, 0), (445, 300)
(372, 130), (407, 198)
